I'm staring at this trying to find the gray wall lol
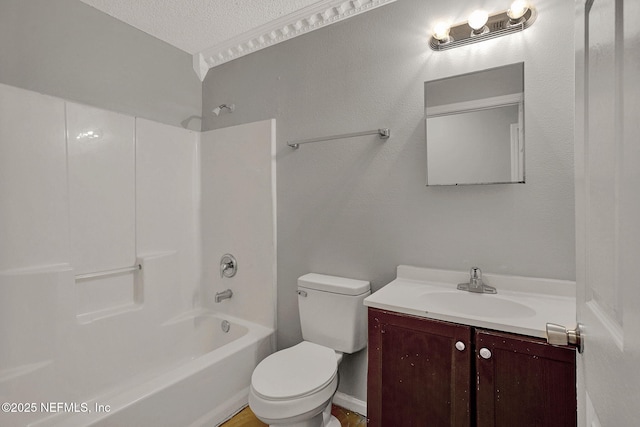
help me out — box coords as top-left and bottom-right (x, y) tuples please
(203, 0), (575, 401)
(0, 0), (201, 130)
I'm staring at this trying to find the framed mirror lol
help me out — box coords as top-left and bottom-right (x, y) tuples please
(425, 63), (524, 186)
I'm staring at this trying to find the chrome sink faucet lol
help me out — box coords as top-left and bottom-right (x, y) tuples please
(457, 267), (497, 294)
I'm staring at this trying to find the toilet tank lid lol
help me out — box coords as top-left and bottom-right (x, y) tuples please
(298, 273), (370, 296)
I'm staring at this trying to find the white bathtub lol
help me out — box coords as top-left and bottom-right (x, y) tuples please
(30, 312), (274, 427)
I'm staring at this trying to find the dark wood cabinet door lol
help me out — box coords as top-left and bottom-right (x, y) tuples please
(475, 329), (577, 427)
(367, 308), (472, 427)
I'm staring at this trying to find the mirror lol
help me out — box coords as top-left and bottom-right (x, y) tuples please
(425, 63), (524, 186)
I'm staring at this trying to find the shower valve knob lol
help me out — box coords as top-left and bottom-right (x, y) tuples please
(220, 254), (237, 278)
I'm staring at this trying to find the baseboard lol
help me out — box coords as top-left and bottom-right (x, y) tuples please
(333, 391), (367, 417)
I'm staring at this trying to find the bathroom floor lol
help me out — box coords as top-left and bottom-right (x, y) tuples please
(221, 404), (367, 427)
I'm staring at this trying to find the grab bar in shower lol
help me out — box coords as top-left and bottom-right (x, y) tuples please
(75, 264), (142, 280)
(287, 128), (390, 149)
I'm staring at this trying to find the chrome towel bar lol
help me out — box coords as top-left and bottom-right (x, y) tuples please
(288, 128), (390, 149)
(75, 264), (142, 280)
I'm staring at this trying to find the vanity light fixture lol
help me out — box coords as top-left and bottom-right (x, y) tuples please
(468, 10), (489, 35)
(429, 1), (537, 51)
(432, 21), (451, 43)
(507, 0), (530, 22)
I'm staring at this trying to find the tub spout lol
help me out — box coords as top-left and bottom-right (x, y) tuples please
(215, 289), (233, 303)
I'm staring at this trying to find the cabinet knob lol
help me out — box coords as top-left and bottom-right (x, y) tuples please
(455, 341), (466, 351)
(479, 347), (492, 359)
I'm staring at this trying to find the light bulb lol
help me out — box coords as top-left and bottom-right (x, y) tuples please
(468, 10), (489, 31)
(433, 22), (451, 41)
(508, 0), (529, 20)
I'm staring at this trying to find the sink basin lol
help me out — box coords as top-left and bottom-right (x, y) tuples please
(420, 291), (536, 319)
(364, 266), (577, 338)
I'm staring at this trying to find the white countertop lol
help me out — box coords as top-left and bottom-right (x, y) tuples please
(364, 265), (576, 339)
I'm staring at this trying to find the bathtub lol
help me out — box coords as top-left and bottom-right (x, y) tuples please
(30, 311), (274, 427)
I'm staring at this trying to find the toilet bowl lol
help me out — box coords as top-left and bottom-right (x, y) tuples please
(248, 341), (342, 427)
(249, 273), (370, 427)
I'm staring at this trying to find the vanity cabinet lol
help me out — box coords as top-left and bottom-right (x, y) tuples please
(475, 329), (576, 427)
(367, 308), (472, 426)
(367, 308), (576, 427)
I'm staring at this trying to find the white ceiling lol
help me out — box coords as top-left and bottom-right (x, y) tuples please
(79, 0), (321, 54)
(79, 0), (397, 79)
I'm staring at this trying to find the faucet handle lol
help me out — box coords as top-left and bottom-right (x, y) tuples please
(220, 254), (237, 278)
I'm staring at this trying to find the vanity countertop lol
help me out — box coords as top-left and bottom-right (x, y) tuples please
(364, 265), (576, 339)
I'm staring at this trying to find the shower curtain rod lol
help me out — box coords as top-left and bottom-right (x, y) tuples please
(287, 128), (390, 149)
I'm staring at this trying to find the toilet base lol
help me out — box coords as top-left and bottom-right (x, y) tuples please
(267, 412), (322, 427)
(267, 414), (340, 427)
(322, 402), (340, 427)
(324, 415), (341, 427)
(265, 403), (340, 427)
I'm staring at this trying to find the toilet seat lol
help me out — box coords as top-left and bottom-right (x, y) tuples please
(251, 341), (338, 401)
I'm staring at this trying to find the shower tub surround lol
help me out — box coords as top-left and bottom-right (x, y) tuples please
(0, 83), (276, 426)
(32, 311), (272, 427)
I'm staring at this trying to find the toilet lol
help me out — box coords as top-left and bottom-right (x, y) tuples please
(249, 273), (371, 427)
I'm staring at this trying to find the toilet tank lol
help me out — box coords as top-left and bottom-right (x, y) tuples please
(298, 273), (371, 353)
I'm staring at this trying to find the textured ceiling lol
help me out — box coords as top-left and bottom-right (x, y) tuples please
(79, 0), (321, 54)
